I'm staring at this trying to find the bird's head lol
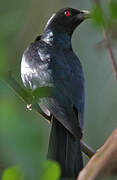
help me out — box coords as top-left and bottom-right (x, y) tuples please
(44, 8), (90, 36)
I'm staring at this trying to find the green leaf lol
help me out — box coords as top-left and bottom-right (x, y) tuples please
(109, 0), (117, 19)
(91, 5), (104, 26)
(40, 160), (61, 180)
(33, 87), (54, 99)
(2, 166), (24, 180)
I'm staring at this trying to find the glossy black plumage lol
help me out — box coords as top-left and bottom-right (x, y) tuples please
(21, 7), (89, 179)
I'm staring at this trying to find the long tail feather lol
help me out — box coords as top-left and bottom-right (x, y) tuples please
(47, 117), (83, 179)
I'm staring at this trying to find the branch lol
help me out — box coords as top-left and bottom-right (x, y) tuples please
(77, 128), (117, 180)
(81, 140), (95, 158)
(3, 72), (95, 158)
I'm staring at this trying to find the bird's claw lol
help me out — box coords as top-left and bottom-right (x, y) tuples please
(27, 104), (32, 111)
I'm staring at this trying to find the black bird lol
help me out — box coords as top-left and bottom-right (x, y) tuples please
(21, 8), (89, 179)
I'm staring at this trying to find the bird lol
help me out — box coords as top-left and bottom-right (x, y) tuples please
(21, 8), (89, 179)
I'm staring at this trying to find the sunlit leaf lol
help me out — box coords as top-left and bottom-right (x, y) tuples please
(109, 0), (117, 19)
(40, 160), (61, 180)
(2, 166), (24, 180)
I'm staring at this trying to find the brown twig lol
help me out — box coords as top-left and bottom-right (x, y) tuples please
(102, 28), (117, 79)
(81, 140), (95, 158)
(3, 72), (95, 158)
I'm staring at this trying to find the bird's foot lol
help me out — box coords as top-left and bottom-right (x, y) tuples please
(27, 104), (32, 111)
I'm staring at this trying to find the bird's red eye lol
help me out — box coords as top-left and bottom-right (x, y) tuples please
(64, 11), (71, 17)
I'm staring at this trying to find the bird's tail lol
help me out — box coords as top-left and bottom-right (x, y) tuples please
(47, 117), (83, 179)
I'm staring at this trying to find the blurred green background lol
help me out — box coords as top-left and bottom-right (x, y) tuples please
(0, 0), (117, 179)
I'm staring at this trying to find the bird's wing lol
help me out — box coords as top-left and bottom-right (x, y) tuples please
(21, 41), (84, 137)
(49, 49), (85, 129)
(38, 89), (82, 138)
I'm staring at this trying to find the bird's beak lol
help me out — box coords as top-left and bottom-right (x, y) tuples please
(78, 10), (90, 20)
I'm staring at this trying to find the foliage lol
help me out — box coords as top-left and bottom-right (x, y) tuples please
(2, 166), (24, 180)
(91, 0), (117, 29)
(91, 5), (104, 26)
(40, 160), (61, 180)
(109, 0), (117, 19)
(1, 161), (60, 180)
